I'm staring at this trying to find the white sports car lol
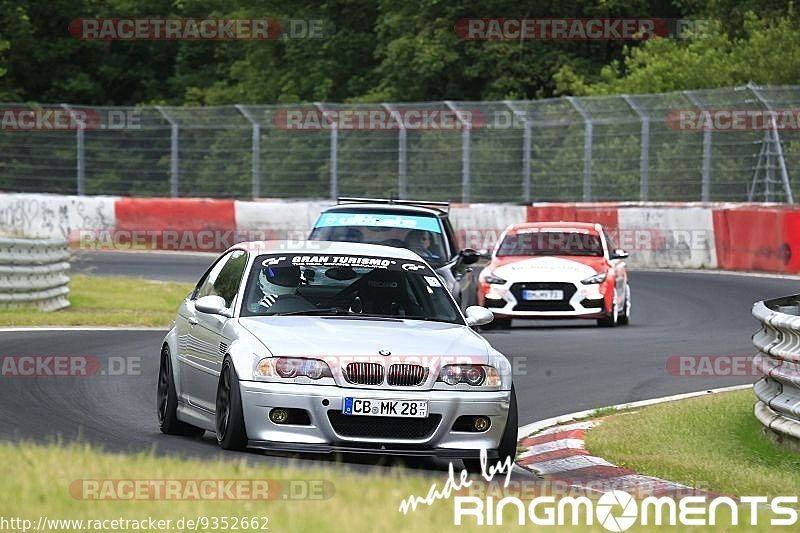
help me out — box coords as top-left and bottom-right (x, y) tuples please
(158, 240), (517, 468)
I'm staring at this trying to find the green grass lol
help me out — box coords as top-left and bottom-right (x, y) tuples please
(0, 441), (781, 532)
(0, 274), (193, 327)
(585, 390), (800, 497)
(0, 441), (475, 533)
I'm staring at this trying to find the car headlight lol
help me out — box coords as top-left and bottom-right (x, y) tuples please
(581, 271), (607, 284)
(437, 364), (501, 387)
(255, 357), (332, 380)
(483, 273), (507, 285)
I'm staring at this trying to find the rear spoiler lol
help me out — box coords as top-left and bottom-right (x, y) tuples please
(336, 197), (450, 213)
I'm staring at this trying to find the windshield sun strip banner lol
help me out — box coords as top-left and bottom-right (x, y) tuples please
(314, 213), (442, 233)
(258, 254), (434, 274)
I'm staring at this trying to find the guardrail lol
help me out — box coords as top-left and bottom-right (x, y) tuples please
(753, 295), (800, 448)
(0, 238), (70, 311)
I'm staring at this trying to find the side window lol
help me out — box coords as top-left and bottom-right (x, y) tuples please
(212, 250), (248, 308)
(195, 252), (233, 300)
(604, 231), (617, 255)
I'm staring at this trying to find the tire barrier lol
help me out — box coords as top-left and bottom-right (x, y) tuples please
(0, 238), (70, 311)
(752, 295), (800, 448)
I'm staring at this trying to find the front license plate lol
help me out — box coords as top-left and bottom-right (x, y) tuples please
(342, 397), (428, 418)
(523, 289), (563, 300)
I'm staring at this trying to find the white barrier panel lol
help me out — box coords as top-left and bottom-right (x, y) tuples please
(618, 207), (717, 269)
(234, 200), (334, 241)
(0, 193), (117, 240)
(450, 204), (528, 251)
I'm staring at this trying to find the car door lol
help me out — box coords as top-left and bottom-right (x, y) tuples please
(188, 250), (248, 412)
(178, 251), (233, 411)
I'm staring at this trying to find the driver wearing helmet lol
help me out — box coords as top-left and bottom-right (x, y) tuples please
(255, 264), (302, 309)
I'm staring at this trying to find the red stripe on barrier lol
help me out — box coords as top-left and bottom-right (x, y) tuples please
(113, 197), (237, 252)
(712, 207), (800, 272)
(526, 203), (619, 231)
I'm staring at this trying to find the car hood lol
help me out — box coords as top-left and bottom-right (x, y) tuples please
(490, 255), (607, 282)
(238, 316), (490, 361)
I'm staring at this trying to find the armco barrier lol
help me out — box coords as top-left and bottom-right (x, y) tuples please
(0, 238), (70, 311)
(752, 296), (800, 449)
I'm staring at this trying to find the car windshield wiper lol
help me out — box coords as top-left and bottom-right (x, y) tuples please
(274, 308), (353, 317)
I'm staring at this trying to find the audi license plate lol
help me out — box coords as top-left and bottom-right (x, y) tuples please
(523, 289), (563, 300)
(343, 397), (428, 418)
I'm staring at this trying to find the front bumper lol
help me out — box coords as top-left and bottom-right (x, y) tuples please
(480, 279), (609, 318)
(239, 381), (511, 457)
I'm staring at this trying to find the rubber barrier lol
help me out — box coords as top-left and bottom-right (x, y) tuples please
(113, 197), (237, 251)
(526, 203), (620, 230)
(713, 207), (800, 273)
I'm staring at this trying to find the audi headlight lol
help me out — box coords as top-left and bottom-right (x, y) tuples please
(255, 357), (332, 380)
(437, 364), (501, 387)
(483, 273), (507, 285)
(581, 271), (607, 284)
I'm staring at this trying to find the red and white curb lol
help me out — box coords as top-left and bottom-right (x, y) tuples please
(514, 385), (751, 497)
(516, 420), (700, 497)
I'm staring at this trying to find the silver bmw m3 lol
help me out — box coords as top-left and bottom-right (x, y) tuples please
(158, 240), (517, 468)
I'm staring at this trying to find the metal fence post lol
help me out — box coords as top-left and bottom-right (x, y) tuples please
(236, 105), (261, 199)
(622, 95), (650, 201)
(314, 103), (338, 200)
(684, 91), (711, 202)
(155, 106), (179, 197)
(566, 97), (593, 201)
(504, 100), (532, 203)
(445, 101), (471, 203)
(61, 104), (85, 195)
(748, 82), (794, 203)
(383, 103), (407, 199)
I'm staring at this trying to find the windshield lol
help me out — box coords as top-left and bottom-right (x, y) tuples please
(240, 253), (462, 324)
(497, 231), (604, 257)
(308, 212), (448, 266)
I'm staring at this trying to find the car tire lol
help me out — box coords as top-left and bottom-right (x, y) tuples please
(463, 386), (518, 473)
(157, 345), (205, 437)
(216, 357), (249, 451)
(597, 290), (618, 328)
(618, 284), (631, 326)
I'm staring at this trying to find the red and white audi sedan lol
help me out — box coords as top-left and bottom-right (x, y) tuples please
(477, 222), (631, 328)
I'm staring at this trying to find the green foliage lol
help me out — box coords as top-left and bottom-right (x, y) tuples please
(556, 12), (800, 95)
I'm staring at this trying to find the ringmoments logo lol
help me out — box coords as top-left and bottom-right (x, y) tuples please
(451, 491), (799, 528)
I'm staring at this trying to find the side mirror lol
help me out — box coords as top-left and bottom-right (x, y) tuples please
(460, 248), (481, 265)
(478, 249), (491, 260)
(464, 306), (494, 327)
(611, 249), (629, 260)
(195, 295), (231, 317)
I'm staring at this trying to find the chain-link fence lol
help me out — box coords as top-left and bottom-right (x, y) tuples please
(1, 82), (796, 203)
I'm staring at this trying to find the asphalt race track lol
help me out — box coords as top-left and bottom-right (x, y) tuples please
(2, 250), (797, 474)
